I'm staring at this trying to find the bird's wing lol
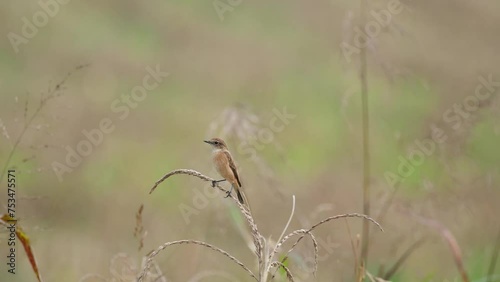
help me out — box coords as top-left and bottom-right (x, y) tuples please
(224, 151), (242, 187)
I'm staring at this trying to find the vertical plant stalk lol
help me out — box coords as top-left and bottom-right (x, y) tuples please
(382, 237), (426, 280)
(487, 225), (500, 282)
(407, 211), (470, 282)
(359, 0), (371, 268)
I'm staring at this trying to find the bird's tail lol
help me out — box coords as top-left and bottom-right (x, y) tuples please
(236, 187), (244, 204)
(234, 185), (251, 212)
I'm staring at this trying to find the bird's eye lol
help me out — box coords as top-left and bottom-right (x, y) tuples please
(214, 141), (219, 144)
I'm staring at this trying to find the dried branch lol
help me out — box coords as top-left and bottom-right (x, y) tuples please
(137, 240), (257, 282)
(407, 212), (470, 282)
(269, 229), (318, 277)
(267, 196), (297, 271)
(383, 237), (425, 280)
(148, 169), (383, 281)
(149, 169), (229, 194)
(148, 168), (264, 274)
(134, 204), (146, 252)
(366, 270), (389, 282)
(309, 213), (383, 233)
(270, 261), (295, 282)
(359, 0), (372, 268)
(345, 218), (359, 279)
(272, 213), (383, 279)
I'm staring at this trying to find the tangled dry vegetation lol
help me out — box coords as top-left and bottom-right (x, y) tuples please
(138, 169), (383, 282)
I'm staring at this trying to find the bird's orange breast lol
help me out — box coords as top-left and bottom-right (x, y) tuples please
(212, 150), (237, 185)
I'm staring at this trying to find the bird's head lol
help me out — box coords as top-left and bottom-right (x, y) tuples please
(204, 137), (227, 150)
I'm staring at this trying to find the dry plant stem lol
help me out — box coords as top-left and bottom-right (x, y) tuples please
(149, 169), (383, 281)
(271, 213), (383, 279)
(357, 261), (365, 282)
(270, 261), (295, 282)
(383, 237), (425, 280)
(149, 169), (261, 253)
(408, 212), (470, 282)
(137, 240), (257, 282)
(266, 196), (297, 273)
(269, 229), (319, 279)
(140, 256), (167, 282)
(134, 204), (145, 251)
(148, 169), (264, 278)
(276, 195), (296, 249)
(149, 169), (229, 194)
(148, 169), (256, 232)
(365, 270), (387, 282)
(487, 225), (500, 282)
(359, 0), (371, 268)
(0, 64), (88, 185)
(345, 219), (359, 279)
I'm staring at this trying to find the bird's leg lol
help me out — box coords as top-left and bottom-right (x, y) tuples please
(225, 185), (234, 198)
(211, 179), (226, 188)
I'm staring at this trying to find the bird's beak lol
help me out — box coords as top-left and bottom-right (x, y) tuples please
(203, 140), (211, 144)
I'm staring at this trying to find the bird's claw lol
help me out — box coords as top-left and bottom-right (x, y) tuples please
(225, 190), (232, 198)
(211, 180), (216, 188)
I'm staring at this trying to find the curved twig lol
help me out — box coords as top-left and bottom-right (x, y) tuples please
(277, 195), (296, 245)
(308, 213), (383, 233)
(137, 240), (257, 282)
(383, 237), (425, 280)
(148, 169), (264, 272)
(267, 196), (297, 273)
(149, 169), (228, 194)
(270, 261), (295, 282)
(272, 213), (383, 279)
(269, 229), (318, 276)
(405, 211), (470, 282)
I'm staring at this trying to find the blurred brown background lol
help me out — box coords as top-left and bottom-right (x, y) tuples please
(1, 0), (500, 281)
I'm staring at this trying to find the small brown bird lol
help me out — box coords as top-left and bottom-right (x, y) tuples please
(204, 137), (247, 205)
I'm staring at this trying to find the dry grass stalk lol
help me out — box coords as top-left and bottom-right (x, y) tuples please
(137, 240), (257, 282)
(357, 260), (365, 282)
(134, 204), (146, 252)
(149, 169), (229, 195)
(345, 218), (360, 278)
(147, 169), (264, 276)
(383, 237), (425, 280)
(0, 64), (88, 184)
(366, 270), (389, 282)
(358, 0), (372, 268)
(269, 229), (319, 277)
(145, 168), (384, 281)
(269, 261), (294, 282)
(406, 211), (470, 282)
(270, 213), (383, 280)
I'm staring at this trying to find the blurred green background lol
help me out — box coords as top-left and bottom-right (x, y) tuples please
(1, 0), (500, 281)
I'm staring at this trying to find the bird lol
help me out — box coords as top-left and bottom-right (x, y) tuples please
(204, 137), (248, 206)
